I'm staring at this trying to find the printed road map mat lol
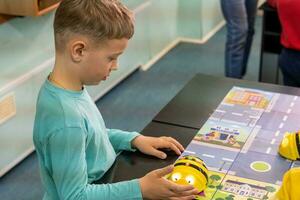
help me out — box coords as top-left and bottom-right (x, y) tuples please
(180, 87), (300, 200)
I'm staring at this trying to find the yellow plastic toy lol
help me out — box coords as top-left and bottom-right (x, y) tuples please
(270, 168), (300, 200)
(167, 155), (209, 193)
(278, 131), (300, 161)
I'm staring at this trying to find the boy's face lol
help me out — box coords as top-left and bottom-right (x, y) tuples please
(79, 38), (129, 85)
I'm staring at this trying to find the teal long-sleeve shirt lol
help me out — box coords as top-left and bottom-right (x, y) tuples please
(33, 79), (142, 200)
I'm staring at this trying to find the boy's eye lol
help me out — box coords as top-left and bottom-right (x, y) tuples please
(108, 57), (117, 61)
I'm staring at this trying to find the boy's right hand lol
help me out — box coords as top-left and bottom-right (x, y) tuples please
(139, 165), (200, 200)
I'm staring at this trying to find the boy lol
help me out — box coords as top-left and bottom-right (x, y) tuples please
(33, 0), (199, 199)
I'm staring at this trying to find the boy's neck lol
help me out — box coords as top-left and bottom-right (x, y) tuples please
(50, 60), (83, 91)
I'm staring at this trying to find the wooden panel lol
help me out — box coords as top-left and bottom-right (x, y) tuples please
(0, 14), (16, 24)
(0, 93), (16, 125)
(0, 0), (36, 16)
(0, 0), (60, 16)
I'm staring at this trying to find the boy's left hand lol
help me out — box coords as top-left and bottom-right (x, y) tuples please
(131, 135), (184, 159)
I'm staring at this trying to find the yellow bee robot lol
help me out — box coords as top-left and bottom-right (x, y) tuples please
(270, 168), (300, 200)
(273, 131), (300, 200)
(167, 155), (208, 193)
(278, 131), (300, 160)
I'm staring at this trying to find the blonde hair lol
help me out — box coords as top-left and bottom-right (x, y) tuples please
(54, 0), (134, 51)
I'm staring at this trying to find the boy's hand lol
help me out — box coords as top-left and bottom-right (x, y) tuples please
(139, 165), (199, 200)
(131, 135), (184, 159)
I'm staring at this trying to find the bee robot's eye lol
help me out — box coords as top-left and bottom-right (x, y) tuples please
(171, 173), (181, 182)
(185, 175), (195, 185)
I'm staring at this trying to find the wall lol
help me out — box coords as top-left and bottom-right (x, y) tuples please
(0, 0), (227, 177)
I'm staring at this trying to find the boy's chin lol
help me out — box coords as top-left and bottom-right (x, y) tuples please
(84, 76), (107, 85)
(84, 80), (102, 86)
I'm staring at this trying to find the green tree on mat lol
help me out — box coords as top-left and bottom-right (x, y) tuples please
(262, 195), (269, 200)
(216, 184), (223, 190)
(209, 174), (222, 185)
(265, 186), (276, 195)
(225, 194), (235, 200)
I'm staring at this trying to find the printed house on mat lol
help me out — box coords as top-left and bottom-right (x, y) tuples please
(222, 180), (268, 199)
(225, 90), (270, 109)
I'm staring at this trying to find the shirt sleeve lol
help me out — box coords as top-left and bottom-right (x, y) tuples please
(47, 127), (142, 200)
(106, 128), (141, 153)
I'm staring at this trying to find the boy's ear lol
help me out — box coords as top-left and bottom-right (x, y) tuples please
(70, 41), (86, 62)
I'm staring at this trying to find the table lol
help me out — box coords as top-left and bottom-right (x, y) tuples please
(99, 73), (300, 198)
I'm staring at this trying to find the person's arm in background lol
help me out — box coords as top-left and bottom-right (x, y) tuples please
(268, 0), (277, 8)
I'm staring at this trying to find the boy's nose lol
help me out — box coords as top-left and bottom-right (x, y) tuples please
(111, 61), (118, 71)
(111, 64), (118, 71)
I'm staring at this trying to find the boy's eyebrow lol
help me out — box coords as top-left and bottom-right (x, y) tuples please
(111, 52), (123, 56)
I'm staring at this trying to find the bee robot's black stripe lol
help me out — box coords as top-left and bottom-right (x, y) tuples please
(296, 133), (300, 160)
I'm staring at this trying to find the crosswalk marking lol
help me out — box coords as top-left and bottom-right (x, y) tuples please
(202, 154), (215, 158)
(266, 147), (272, 154)
(271, 139), (276, 145)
